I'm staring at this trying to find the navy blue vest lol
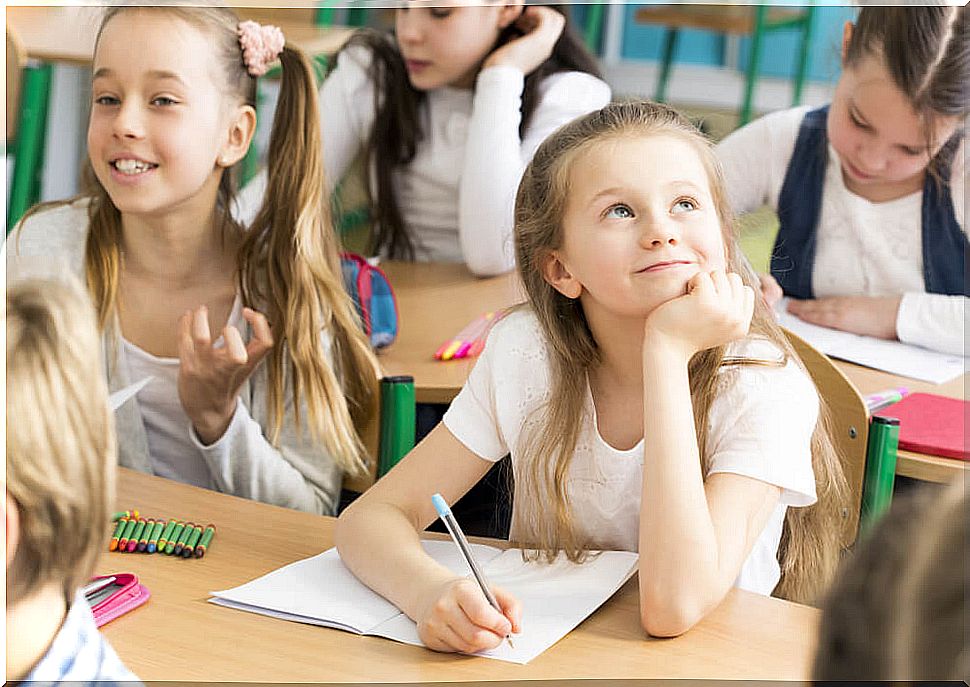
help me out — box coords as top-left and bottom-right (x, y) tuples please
(771, 105), (969, 299)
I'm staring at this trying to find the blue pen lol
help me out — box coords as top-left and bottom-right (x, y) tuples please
(431, 493), (515, 649)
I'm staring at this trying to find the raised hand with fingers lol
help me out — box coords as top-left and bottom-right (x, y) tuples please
(643, 270), (756, 362)
(177, 305), (274, 445)
(483, 6), (566, 75)
(415, 577), (522, 654)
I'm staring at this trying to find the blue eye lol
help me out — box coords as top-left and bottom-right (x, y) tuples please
(94, 95), (120, 106)
(604, 204), (634, 219)
(151, 96), (177, 106)
(672, 198), (697, 214)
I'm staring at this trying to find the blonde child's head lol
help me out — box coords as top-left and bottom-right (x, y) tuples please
(79, 6), (379, 475)
(830, 5), (968, 191)
(515, 100), (755, 364)
(6, 279), (115, 604)
(512, 100), (849, 604)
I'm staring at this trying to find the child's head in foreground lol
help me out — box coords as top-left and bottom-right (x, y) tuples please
(813, 480), (968, 681)
(6, 279), (115, 605)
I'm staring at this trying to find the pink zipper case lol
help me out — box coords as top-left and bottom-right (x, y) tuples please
(86, 573), (150, 627)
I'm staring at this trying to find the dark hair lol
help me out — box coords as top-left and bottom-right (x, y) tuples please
(813, 481), (969, 681)
(336, 5), (602, 260)
(846, 6), (969, 163)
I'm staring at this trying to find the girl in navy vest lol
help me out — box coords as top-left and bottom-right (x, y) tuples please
(718, 6), (967, 356)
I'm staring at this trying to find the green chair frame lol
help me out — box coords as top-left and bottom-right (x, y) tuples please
(6, 30), (52, 234)
(635, 4), (816, 126)
(783, 328), (898, 548)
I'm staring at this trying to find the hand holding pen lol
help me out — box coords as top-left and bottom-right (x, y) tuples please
(412, 494), (522, 654)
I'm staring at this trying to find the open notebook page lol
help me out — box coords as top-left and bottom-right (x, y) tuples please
(775, 299), (966, 384)
(210, 541), (638, 664)
(372, 548), (638, 663)
(210, 540), (501, 633)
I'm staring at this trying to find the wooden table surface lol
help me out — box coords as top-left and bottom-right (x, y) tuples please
(378, 262), (525, 404)
(97, 468), (820, 682)
(6, 5), (354, 65)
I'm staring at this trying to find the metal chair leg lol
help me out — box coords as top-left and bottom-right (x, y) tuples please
(739, 6), (767, 126)
(655, 28), (679, 103)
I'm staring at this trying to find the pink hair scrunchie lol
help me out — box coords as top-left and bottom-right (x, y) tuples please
(238, 20), (285, 77)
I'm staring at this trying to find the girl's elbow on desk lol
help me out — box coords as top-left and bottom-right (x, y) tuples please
(638, 582), (723, 638)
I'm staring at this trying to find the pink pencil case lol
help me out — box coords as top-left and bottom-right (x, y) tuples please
(86, 573), (150, 627)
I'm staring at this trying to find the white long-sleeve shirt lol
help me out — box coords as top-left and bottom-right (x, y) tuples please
(717, 106), (967, 356)
(238, 45), (611, 276)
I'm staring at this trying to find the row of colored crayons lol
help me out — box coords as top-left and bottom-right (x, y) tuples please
(434, 310), (508, 361)
(110, 513), (216, 559)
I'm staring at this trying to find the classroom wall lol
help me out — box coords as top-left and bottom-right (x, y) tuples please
(26, 3), (858, 205)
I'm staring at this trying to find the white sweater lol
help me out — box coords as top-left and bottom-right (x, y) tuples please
(717, 106), (967, 356)
(238, 45), (611, 275)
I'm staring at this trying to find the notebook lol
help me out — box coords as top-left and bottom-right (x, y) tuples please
(774, 299), (966, 384)
(875, 393), (969, 461)
(209, 540), (638, 665)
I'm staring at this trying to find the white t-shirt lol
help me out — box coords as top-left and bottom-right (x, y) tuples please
(121, 295), (246, 490)
(717, 105), (967, 356)
(237, 45), (611, 275)
(443, 309), (819, 596)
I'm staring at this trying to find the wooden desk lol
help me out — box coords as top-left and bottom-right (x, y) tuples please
(99, 468), (819, 681)
(836, 361), (967, 484)
(378, 262), (524, 404)
(6, 6), (354, 65)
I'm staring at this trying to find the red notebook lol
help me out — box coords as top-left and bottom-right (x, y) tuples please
(874, 393), (969, 462)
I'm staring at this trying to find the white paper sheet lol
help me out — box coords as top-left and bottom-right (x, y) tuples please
(776, 300), (966, 384)
(108, 376), (154, 411)
(210, 541), (638, 664)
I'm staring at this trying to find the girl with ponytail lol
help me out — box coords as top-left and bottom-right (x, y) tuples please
(719, 5), (968, 356)
(8, 6), (380, 515)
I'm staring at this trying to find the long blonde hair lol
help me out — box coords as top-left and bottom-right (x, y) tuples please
(512, 100), (849, 604)
(51, 6), (378, 475)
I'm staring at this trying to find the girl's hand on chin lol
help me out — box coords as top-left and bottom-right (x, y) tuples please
(643, 270), (755, 361)
(483, 6), (565, 75)
(177, 305), (274, 445)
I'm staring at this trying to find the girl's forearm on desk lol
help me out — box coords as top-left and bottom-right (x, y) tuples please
(336, 501), (457, 621)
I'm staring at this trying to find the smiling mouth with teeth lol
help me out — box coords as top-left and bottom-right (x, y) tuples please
(112, 159), (157, 175)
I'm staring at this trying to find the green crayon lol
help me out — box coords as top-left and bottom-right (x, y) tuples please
(146, 519), (165, 553)
(194, 524), (216, 558)
(136, 518), (154, 552)
(173, 521), (195, 556)
(164, 521), (185, 555)
(117, 516), (138, 551)
(127, 518), (147, 553)
(181, 525), (203, 558)
(109, 518), (128, 552)
(157, 519), (177, 550)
